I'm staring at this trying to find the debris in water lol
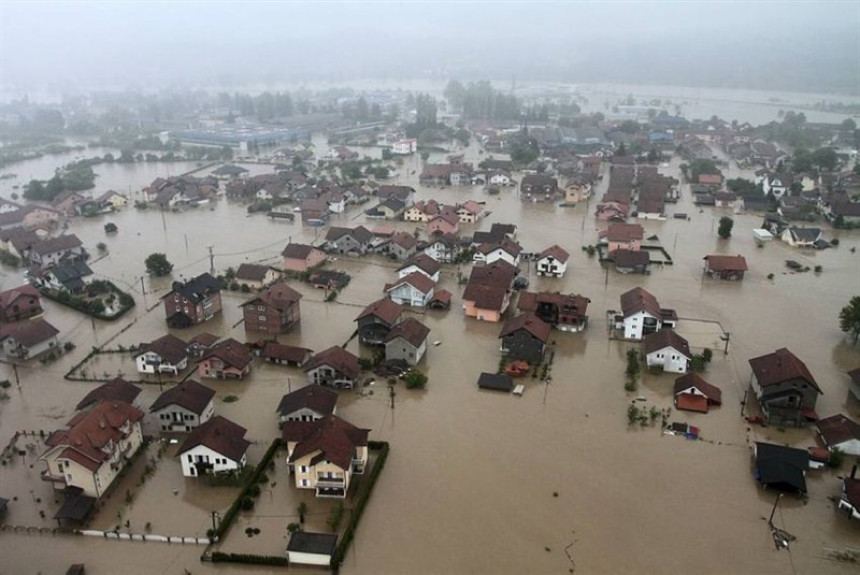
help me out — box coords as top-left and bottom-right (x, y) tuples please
(433, 340), (442, 346)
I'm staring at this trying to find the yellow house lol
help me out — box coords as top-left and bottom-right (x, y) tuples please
(282, 415), (369, 498)
(564, 179), (591, 204)
(39, 401), (144, 498)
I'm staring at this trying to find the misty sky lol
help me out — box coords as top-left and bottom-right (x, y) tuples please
(1, 1), (858, 94)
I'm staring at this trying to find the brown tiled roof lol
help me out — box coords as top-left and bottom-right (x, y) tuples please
(150, 379), (215, 415)
(749, 348), (820, 392)
(538, 244), (569, 263)
(0, 318), (59, 347)
(602, 223), (644, 243)
(325, 227), (352, 242)
(235, 263), (272, 283)
(281, 243), (319, 259)
(499, 313), (551, 342)
(463, 284), (508, 310)
(177, 416), (250, 462)
(673, 373), (721, 404)
(284, 414), (369, 471)
(76, 378), (141, 411)
(397, 254), (441, 277)
(517, 291), (589, 318)
(385, 317), (430, 347)
(377, 185), (414, 200)
(138, 334), (188, 365)
(816, 414), (860, 447)
(704, 255), (748, 272)
(45, 401), (144, 472)
(277, 385), (338, 417)
(303, 346), (360, 379)
(0, 284), (40, 309)
(468, 262), (516, 289)
(188, 332), (218, 348)
(262, 342), (312, 364)
(643, 330), (691, 358)
(611, 249), (650, 267)
(388, 271), (435, 295)
(429, 213), (460, 227)
(29, 234), (83, 256)
(355, 298), (402, 325)
(245, 282), (302, 311)
(620, 287), (661, 319)
(389, 231), (417, 250)
(202, 338), (253, 370)
(849, 367), (860, 385)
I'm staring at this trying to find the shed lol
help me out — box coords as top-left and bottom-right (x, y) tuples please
(477, 372), (514, 392)
(286, 531), (338, 566)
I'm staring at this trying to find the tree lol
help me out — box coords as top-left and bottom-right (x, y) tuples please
(403, 370), (427, 389)
(145, 253), (173, 276)
(811, 147), (838, 172)
(839, 296), (860, 343)
(841, 118), (857, 131)
(615, 142), (627, 157)
(717, 216), (734, 239)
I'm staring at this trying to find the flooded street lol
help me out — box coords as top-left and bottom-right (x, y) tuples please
(1, 131), (859, 574)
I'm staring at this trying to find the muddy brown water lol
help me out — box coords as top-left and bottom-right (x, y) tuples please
(1, 138), (859, 574)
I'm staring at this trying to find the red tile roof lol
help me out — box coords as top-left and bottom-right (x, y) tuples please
(76, 378), (141, 411)
(675, 393), (709, 414)
(303, 346), (360, 379)
(202, 338), (253, 370)
(245, 282), (302, 311)
(517, 291), (590, 319)
(602, 223), (644, 243)
(150, 379), (215, 415)
(355, 298), (403, 325)
(387, 271), (435, 295)
(704, 255), (748, 272)
(397, 254), (441, 277)
(235, 263), (272, 283)
(0, 284), (40, 309)
(262, 342), (312, 364)
(468, 262), (517, 289)
(673, 373), (722, 405)
(177, 416), (250, 462)
(137, 334), (188, 365)
(749, 348), (820, 392)
(537, 244), (569, 263)
(643, 329), (691, 358)
(277, 385), (338, 418)
(499, 313), (551, 342)
(0, 318), (59, 347)
(620, 287), (662, 319)
(463, 284), (508, 311)
(816, 414), (860, 447)
(385, 317), (430, 347)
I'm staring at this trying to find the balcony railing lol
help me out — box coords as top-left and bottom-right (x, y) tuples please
(315, 477), (345, 488)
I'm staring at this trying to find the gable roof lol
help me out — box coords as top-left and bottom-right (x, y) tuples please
(150, 379), (215, 415)
(397, 254), (441, 277)
(611, 249), (650, 267)
(754, 442), (808, 492)
(0, 318), (59, 347)
(235, 263), (273, 283)
(244, 282), (302, 311)
(602, 223), (644, 243)
(355, 297), (403, 325)
(517, 291), (590, 318)
(704, 255), (748, 272)
(749, 348), (820, 392)
(477, 372), (514, 391)
(384, 317), (430, 347)
(167, 273), (222, 303)
(499, 313), (551, 342)
(202, 338), (253, 370)
(816, 414), (860, 447)
(387, 271), (435, 295)
(787, 227), (821, 242)
(75, 378), (141, 411)
(177, 416), (250, 462)
(45, 401), (144, 472)
(537, 244), (570, 263)
(388, 231), (417, 250)
(673, 373), (721, 404)
(260, 342), (312, 364)
(0, 284), (40, 309)
(643, 329), (691, 358)
(620, 287), (661, 319)
(468, 262), (517, 289)
(137, 334), (188, 365)
(283, 414), (369, 471)
(303, 346), (360, 379)
(277, 385), (338, 417)
(462, 284), (508, 310)
(29, 234), (83, 256)
(281, 243), (320, 259)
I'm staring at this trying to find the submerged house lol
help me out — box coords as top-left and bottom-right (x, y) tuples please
(355, 298), (403, 346)
(643, 330), (691, 374)
(673, 373), (722, 413)
(535, 245), (570, 278)
(303, 346), (361, 389)
(277, 385), (338, 424)
(178, 416), (250, 478)
(0, 284), (42, 323)
(150, 380), (215, 433)
(135, 334), (189, 375)
(498, 313), (551, 364)
(384, 317), (430, 366)
(753, 442), (809, 494)
(241, 282), (303, 334)
(517, 291), (589, 332)
(0, 318), (60, 360)
(615, 287), (676, 340)
(748, 348), (821, 427)
(703, 255), (748, 280)
(163, 273), (223, 328)
(198, 338), (253, 380)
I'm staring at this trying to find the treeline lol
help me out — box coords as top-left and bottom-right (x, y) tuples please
(24, 160), (99, 201)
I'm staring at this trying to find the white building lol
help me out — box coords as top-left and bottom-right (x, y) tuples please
(276, 384), (338, 424)
(177, 416), (250, 478)
(392, 139), (418, 155)
(385, 272), (435, 307)
(150, 380), (215, 432)
(536, 245), (570, 278)
(617, 287), (676, 341)
(817, 414), (860, 457)
(135, 334), (189, 375)
(643, 330), (691, 374)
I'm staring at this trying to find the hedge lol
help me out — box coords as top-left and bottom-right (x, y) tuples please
(39, 282), (135, 321)
(331, 441), (390, 571)
(214, 438), (281, 540)
(210, 552), (288, 566)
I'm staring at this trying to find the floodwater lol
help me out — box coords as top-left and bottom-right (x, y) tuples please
(1, 134), (859, 574)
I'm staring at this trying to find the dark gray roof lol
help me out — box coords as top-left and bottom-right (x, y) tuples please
(754, 442), (808, 493)
(287, 531), (338, 555)
(477, 372), (513, 392)
(277, 385), (338, 417)
(168, 273), (223, 303)
(150, 380), (215, 415)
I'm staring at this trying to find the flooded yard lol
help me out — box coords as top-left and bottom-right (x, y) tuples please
(1, 139), (859, 574)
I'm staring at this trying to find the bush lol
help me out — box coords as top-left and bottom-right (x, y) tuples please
(403, 370), (427, 389)
(240, 496), (254, 511)
(326, 501), (344, 532)
(247, 484), (261, 498)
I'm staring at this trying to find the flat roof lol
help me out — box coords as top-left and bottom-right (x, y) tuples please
(287, 531), (338, 555)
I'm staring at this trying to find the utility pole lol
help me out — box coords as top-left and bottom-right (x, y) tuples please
(723, 332), (731, 355)
(140, 276), (146, 295)
(12, 363), (20, 388)
(208, 246), (215, 276)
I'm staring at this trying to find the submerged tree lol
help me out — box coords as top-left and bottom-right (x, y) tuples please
(144, 253), (173, 277)
(717, 216), (734, 239)
(839, 296), (860, 343)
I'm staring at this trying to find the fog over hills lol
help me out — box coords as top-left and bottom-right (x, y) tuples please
(1, 1), (858, 95)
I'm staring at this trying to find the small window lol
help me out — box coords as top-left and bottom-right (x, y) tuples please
(187, 455), (193, 462)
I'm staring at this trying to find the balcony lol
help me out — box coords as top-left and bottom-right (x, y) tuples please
(315, 477), (345, 488)
(41, 469), (66, 484)
(316, 486), (346, 499)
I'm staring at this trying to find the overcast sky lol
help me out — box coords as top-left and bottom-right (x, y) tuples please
(1, 1), (858, 94)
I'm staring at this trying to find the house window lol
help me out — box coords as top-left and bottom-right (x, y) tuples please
(299, 465), (308, 473)
(258, 305), (265, 311)
(301, 479), (309, 487)
(258, 315), (266, 321)
(187, 455), (193, 462)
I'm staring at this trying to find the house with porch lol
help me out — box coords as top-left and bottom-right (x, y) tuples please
(163, 273), (223, 329)
(277, 385), (338, 425)
(643, 330), (691, 374)
(178, 416), (250, 478)
(283, 414), (369, 498)
(282, 243), (326, 273)
(0, 318), (60, 359)
(198, 338), (253, 380)
(499, 313), (551, 365)
(355, 298), (403, 346)
(303, 346), (361, 389)
(397, 254), (441, 282)
(749, 347), (821, 427)
(615, 287), (676, 340)
(703, 255), (748, 280)
(39, 401), (144, 498)
(536, 245), (570, 278)
(384, 317), (430, 366)
(384, 272), (435, 308)
(150, 379), (215, 433)
(673, 373), (722, 413)
(517, 291), (590, 332)
(0, 284), (42, 323)
(135, 334), (189, 375)
(241, 282), (302, 334)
